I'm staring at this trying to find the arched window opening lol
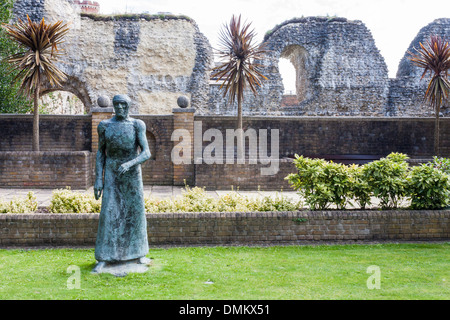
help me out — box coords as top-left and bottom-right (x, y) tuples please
(39, 91), (86, 114)
(280, 45), (309, 103)
(279, 58), (296, 95)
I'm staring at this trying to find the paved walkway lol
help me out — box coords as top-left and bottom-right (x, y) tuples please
(0, 186), (301, 208)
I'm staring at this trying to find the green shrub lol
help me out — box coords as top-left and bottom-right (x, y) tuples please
(250, 193), (302, 212)
(213, 191), (253, 212)
(286, 155), (352, 210)
(144, 186), (302, 213)
(0, 192), (37, 213)
(407, 164), (450, 210)
(49, 187), (101, 213)
(145, 186), (219, 213)
(348, 165), (372, 210)
(286, 152), (450, 210)
(286, 156), (328, 210)
(430, 156), (450, 175)
(361, 153), (410, 209)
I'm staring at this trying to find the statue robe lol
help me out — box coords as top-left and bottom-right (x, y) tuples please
(95, 118), (149, 262)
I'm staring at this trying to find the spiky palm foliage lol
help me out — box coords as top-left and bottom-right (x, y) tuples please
(2, 15), (70, 151)
(212, 15), (267, 136)
(409, 35), (450, 156)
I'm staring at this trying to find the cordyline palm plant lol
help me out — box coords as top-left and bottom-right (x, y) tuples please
(211, 15), (267, 158)
(409, 35), (450, 156)
(2, 15), (70, 151)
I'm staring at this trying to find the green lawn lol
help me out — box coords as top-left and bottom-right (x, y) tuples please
(0, 243), (448, 300)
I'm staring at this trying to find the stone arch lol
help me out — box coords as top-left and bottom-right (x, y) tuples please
(13, 0), (213, 116)
(280, 44), (310, 103)
(252, 16), (390, 116)
(39, 90), (85, 114)
(41, 74), (93, 112)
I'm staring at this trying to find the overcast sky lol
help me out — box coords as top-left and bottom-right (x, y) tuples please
(96, 0), (450, 92)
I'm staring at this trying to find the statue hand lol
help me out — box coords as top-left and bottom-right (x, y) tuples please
(118, 162), (132, 175)
(94, 180), (103, 200)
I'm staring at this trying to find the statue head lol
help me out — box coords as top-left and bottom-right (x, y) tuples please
(112, 94), (131, 120)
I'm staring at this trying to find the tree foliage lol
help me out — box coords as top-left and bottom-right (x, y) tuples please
(2, 13), (70, 150)
(0, 0), (31, 113)
(3, 15), (70, 97)
(211, 15), (267, 131)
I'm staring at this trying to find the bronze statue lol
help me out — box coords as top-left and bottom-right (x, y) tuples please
(92, 94), (151, 275)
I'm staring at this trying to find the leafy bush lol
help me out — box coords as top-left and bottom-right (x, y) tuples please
(407, 163), (450, 210)
(286, 156), (352, 210)
(145, 186), (302, 213)
(430, 156), (450, 175)
(361, 153), (410, 209)
(348, 165), (372, 210)
(145, 186), (218, 213)
(287, 152), (450, 210)
(49, 187), (101, 213)
(211, 191), (254, 212)
(249, 193), (302, 212)
(0, 192), (37, 213)
(46, 186), (301, 213)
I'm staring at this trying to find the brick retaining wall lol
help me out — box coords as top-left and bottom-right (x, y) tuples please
(0, 115), (91, 152)
(2, 115), (450, 190)
(195, 116), (450, 158)
(195, 159), (296, 190)
(1, 211), (448, 247)
(0, 151), (92, 189)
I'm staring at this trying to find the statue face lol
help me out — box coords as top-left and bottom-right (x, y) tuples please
(113, 101), (129, 119)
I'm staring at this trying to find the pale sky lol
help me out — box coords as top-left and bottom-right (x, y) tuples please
(96, 0), (450, 93)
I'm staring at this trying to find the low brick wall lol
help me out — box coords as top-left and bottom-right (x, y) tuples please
(0, 151), (92, 189)
(1, 211), (448, 247)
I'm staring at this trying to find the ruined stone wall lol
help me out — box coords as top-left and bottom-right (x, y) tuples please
(208, 17), (390, 116)
(207, 17), (450, 117)
(13, 0), (212, 115)
(391, 18), (450, 117)
(11, 1), (450, 117)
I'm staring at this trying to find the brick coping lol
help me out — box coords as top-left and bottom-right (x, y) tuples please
(1, 210), (449, 218)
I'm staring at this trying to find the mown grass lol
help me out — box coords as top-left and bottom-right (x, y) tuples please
(0, 243), (448, 300)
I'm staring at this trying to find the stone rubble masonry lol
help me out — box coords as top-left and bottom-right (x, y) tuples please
(207, 17), (450, 117)
(0, 211), (448, 246)
(11, 1), (450, 118)
(12, 0), (213, 115)
(394, 18), (450, 117)
(4, 2), (450, 190)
